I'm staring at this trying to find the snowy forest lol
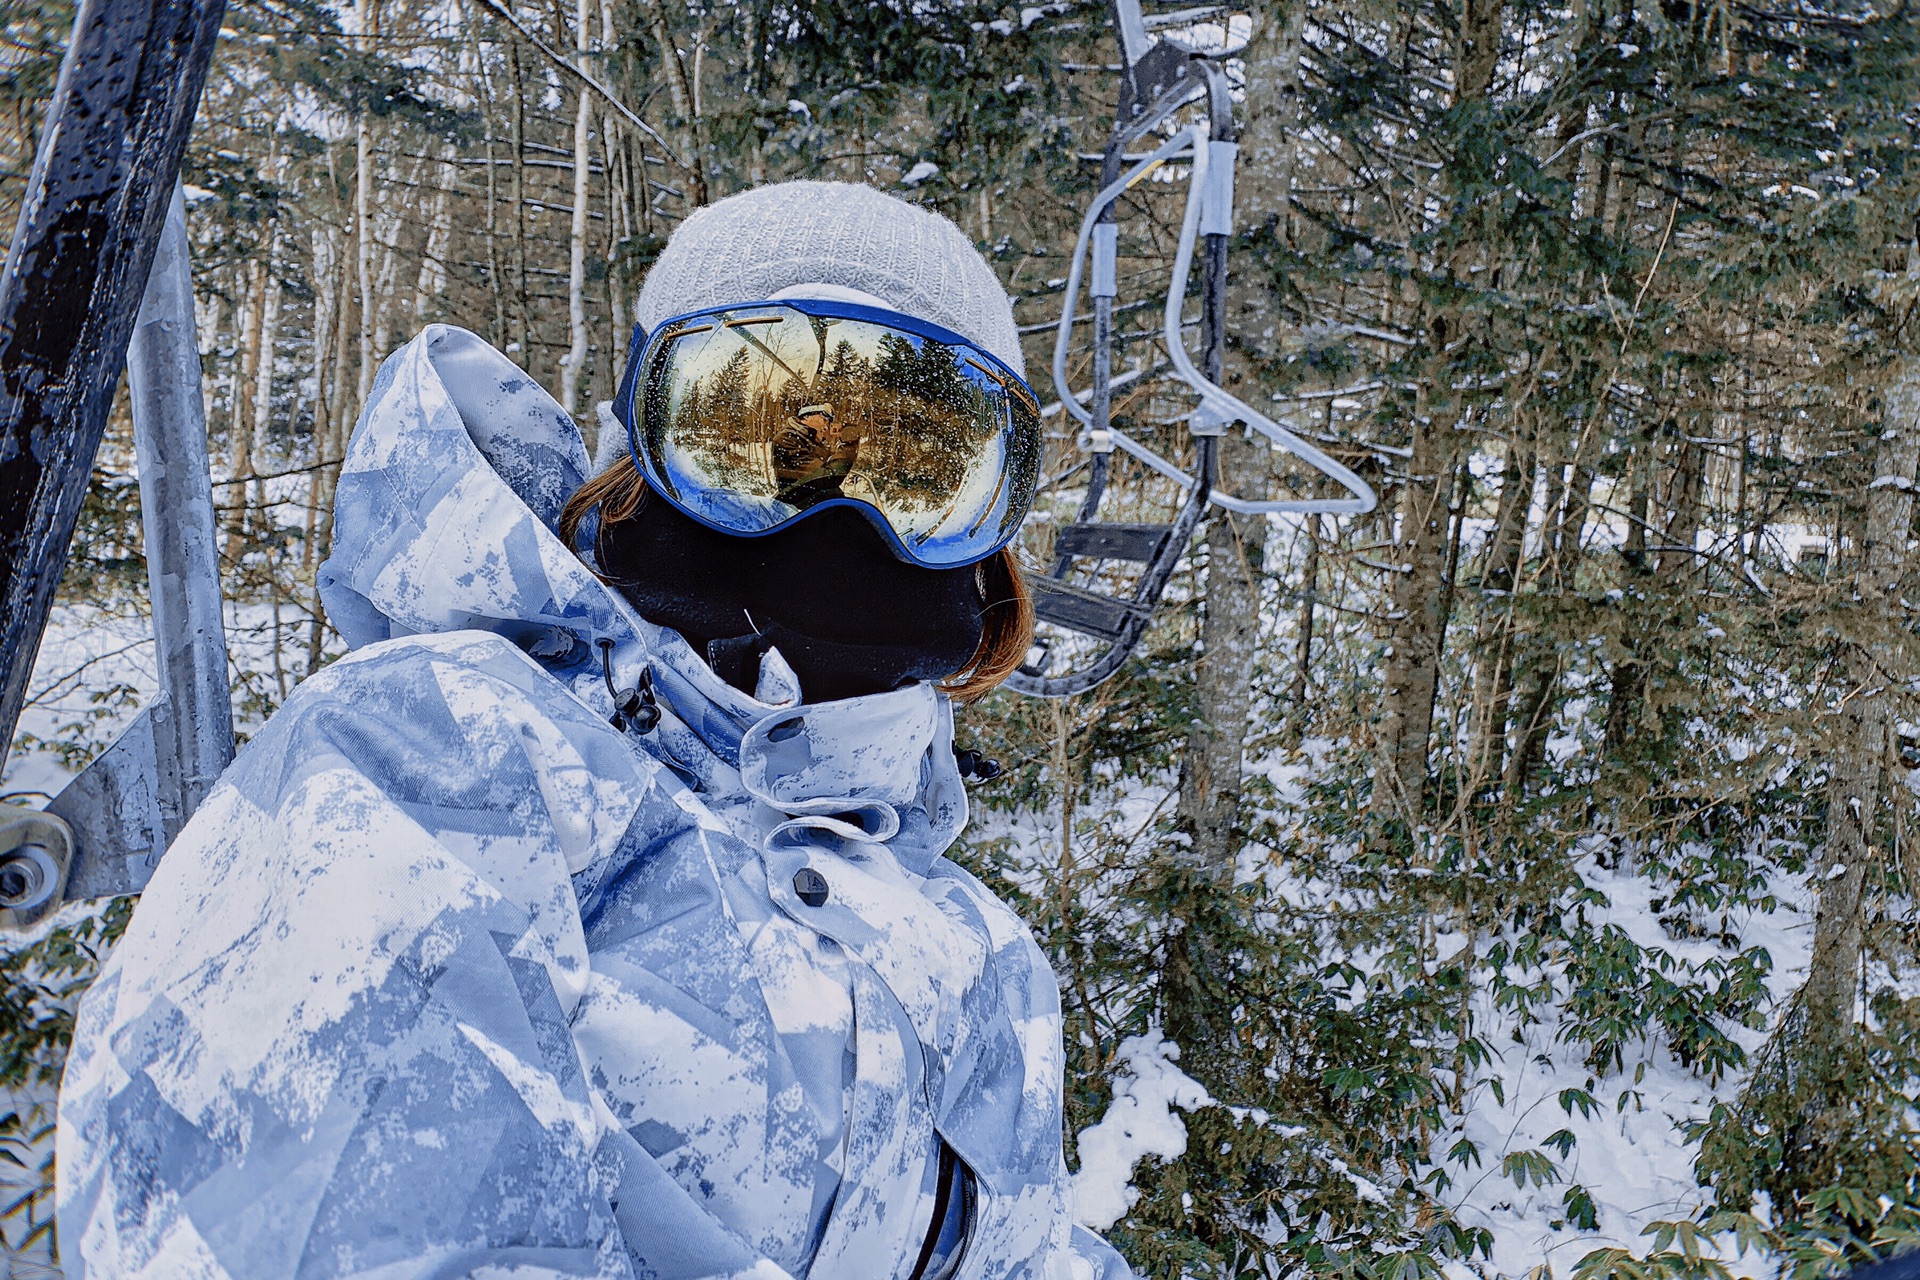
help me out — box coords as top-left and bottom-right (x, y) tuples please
(6, 0), (1920, 1274)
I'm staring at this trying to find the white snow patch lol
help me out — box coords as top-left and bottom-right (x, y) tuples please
(1072, 1031), (1213, 1231)
(1441, 849), (1814, 1279)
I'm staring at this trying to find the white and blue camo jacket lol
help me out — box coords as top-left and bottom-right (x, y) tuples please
(55, 325), (1133, 1280)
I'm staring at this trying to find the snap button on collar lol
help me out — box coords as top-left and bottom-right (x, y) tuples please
(792, 867), (829, 907)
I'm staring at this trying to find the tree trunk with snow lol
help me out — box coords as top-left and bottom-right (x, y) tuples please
(1163, 4), (1300, 1089)
(1367, 0), (1503, 835)
(1802, 355), (1920, 1037)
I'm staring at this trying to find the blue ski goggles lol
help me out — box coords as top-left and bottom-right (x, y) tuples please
(615, 299), (1043, 569)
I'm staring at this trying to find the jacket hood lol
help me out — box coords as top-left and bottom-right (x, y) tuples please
(317, 325), (967, 867)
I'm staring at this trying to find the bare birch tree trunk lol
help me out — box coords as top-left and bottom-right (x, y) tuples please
(304, 220), (338, 578)
(648, 1), (708, 205)
(311, 191), (360, 674)
(562, 0), (592, 416)
(354, 0), (381, 413)
(249, 238), (281, 538)
(741, 4), (766, 186)
(361, 146), (415, 383)
(599, 0), (627, 424)
(414, 150), (453, 326)
(354, 165), (375, 408)
(510, 42), (533, 363)
(1802, 356), (1920, 1036)
(230, 257), (266, 557)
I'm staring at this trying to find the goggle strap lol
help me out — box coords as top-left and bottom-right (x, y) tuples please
(612, 321), (646, 440)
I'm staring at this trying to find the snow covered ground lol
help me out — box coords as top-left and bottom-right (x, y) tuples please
(971, 744), (1822, 1279)
(1443, 850), (1811, 1279)
(2, 603), (158, 807)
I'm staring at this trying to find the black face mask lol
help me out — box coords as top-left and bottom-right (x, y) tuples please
(597, 498), (986, 703)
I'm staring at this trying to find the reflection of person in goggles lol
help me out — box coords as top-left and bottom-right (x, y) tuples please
(774, 403), (854, 496)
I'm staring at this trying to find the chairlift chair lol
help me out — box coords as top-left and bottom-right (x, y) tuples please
(1007, 0), (1376, 698)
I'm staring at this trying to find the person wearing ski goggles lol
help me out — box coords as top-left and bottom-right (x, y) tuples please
(547, 188), (1129, 1279)
(61, 181), (1135, 1280)
(557, 188), (1130, 1280)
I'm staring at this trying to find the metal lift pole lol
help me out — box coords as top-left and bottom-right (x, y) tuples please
(0, 0), (227, 757)
(35, 185), (234, 907)
(125, 187), (235, 821)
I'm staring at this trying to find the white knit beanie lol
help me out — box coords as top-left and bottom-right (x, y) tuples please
(634, 180), (1024, 378)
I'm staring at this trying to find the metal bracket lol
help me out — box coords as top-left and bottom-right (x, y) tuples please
(1090, 223), (1118, 299)
(1188, 401), (1230, 437)
(1201, 140), (1237, 237)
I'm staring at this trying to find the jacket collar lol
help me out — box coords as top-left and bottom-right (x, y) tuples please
(318, 324), (967, 866)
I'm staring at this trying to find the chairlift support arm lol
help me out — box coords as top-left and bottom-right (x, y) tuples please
(0, 0), (231, 924)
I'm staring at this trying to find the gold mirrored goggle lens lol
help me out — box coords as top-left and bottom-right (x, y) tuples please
(640, 307), (1040, 565)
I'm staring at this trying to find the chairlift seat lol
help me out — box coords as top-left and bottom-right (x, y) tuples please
(1051, 522), (1171, 562)
(1029, 576), (1154, 644)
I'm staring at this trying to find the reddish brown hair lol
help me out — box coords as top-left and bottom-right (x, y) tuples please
(559, 453), (1033, 701)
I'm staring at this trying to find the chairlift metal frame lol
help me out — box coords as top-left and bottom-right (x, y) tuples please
(1007, 0), (1376, 698)
(0, 0), (230, 925)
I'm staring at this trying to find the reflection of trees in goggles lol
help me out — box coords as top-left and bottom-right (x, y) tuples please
(645, 307), (1038, 551)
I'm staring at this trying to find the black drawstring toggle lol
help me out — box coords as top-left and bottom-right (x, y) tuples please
(598, 638), (660, 734)
(954, 749), (1002, 783)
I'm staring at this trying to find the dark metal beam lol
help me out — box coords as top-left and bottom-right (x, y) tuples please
(0, 0), (226, 758)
